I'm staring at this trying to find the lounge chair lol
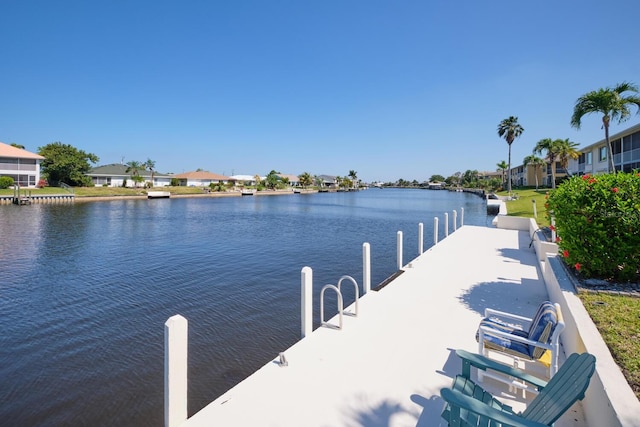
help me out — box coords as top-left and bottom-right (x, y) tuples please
(476, 301), (564, 382)
(441, 350), (596, 427)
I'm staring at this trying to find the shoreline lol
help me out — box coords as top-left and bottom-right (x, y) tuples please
(72, 189), (319, 202)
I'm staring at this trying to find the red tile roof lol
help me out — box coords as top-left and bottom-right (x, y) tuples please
(0, 142), (45, 160)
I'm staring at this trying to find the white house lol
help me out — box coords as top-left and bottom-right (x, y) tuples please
(172, 171), (231, 187)
(87, 163), (172, 187)
(0, 142), (45, 187)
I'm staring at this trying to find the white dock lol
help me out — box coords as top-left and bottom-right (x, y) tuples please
(179, 225), (589, 427)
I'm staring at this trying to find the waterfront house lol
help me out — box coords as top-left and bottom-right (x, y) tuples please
(229, 174), (264, 186)
(173, 171), (231, 187)
(88, 163), (172, 187)
(0, 142), (45, 187)
(278, 173), (301, 187)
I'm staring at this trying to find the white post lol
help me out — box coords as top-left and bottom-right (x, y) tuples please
(397, 231), (403, 270)
(551, 217), (556, 243)
(301, 266), (313, 338)
(434, 217), (439, 245)
(453, 210), (457, 231)
(444, 212), (449, 237)
(362, 243), (371, 294)
(460, 207), (464, 226)
(165, 315), (188, 427)
(418, 222), (424, 254)
(532, 199), (537, 219)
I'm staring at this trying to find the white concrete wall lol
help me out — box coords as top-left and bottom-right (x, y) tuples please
(542, 255), (640, 427)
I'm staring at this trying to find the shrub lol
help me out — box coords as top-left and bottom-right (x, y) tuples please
(170, 178), (180, 186)
(548, 172), (640, 282)
(37, 179), (48, 188)
(0, 176), (15, 189)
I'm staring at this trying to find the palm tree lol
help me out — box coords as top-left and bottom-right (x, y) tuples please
(533, 138), (562, 189)
(145, 158), (156, 188)
(571, 82), (640, 172)
(522, 155), (545, 190)
(125, 160), (145, 188)
(348, 170), (358, 189)
(497, 116), (524, 195)
(555, 138), (581, 177)
(496, 160), (508, 189)
(298, 172), (312, 189)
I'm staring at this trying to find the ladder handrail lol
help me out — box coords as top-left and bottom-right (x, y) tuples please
(320, 284), (343, 330)
(337, 275), (359, 317)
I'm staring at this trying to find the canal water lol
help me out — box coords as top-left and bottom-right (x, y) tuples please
(0, 189), (489, 426)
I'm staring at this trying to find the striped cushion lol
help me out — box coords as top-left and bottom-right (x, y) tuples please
(477, 318), (531, 359)
(527, 302), (558, 359)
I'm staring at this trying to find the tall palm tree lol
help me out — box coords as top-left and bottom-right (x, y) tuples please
(522, 154), (545, 190)
(497, 116), (524, 195)
(571, 82), (640, 172)
(533, 138), (563, 189)
(496, 160), (508, 189)
(145, 158), (156, 188)
(298, 172), (312, 189)
(348, 170), (358, 189)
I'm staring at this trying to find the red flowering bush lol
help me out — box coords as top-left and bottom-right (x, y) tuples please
(547, 172), (640, 282)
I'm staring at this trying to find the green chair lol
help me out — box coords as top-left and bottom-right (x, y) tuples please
(440, 350), (596, 427)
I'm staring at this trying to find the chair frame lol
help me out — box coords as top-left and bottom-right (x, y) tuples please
(478, 302), (565, 382)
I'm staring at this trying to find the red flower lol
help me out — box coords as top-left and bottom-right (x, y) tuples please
(575, 262), (582, 271)
(563, 250), (569, 258)
(545, 203), (549, 208)
(612, 187), (619, 193)
(556, 236), (561, 243)
(588, 178), (597, 184)
(582, 174), (590, 180)
(549, 225), (555, 231)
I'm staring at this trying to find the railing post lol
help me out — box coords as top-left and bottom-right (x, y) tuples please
(301, 266), (313, 338)
(418, 222), (424, 254)
(397, 231), (403, 270)
(362, 243), (371, 294)
(453, 210), (457, 231)
(461, 207), (464, 226)
(444, 212), (449, 237)
(165, 315), (188, 427)
(434, 217), (439, 245)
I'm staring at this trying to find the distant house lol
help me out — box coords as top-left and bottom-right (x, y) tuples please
(87, 163), (172, 187)
(278, 173), (300, 187)
(316, 174), (338, 188)
(172, 171), (231, 187)
(0, 142), (45, 187)
(229, 174), (265, 186)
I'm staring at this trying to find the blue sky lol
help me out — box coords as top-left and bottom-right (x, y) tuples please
(2, 0), (640, 183)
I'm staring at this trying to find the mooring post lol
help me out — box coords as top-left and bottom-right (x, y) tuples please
(532, 199), (537, 219)
(362, 243), (371, 294)
(301, 266), (313, 338)
(397, 231), (403, 270)
(444, 212), (449, 237)
(165, 315), (188, 427)
(434, 217), (439, 245)
(551, 217), (556, 243)
(453, 210), (457, 231)
(461, 207), (464, 226)
(418, 222), (424, 254)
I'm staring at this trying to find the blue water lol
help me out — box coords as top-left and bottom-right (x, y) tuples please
(0, 189), (488, 426)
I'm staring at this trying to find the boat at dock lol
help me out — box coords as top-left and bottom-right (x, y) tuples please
(241, 189), (255, 196)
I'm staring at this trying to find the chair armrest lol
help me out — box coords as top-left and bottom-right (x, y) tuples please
(484, 307), (532, 324)
(479, 325), (554, 350)
(440, 388), (547, 427)
(456, 349), (548, 390)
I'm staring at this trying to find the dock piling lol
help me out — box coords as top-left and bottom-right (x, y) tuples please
(164, 315), (188, 427)
(301, 267), (313, 338)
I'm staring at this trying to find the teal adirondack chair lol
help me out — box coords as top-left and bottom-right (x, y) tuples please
(440, 350), (596, 427)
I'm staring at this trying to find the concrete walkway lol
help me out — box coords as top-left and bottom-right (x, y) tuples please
(182, 225), (584, 427)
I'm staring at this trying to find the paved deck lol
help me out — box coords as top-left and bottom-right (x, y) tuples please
(183, 225), (585, 427)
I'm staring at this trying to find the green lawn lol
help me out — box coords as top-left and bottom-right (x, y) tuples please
(498, 188), (551, 226)
(578, 292), (640, 400)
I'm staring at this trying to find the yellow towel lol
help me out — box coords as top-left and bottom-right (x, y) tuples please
(538, 350), (551, 367)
